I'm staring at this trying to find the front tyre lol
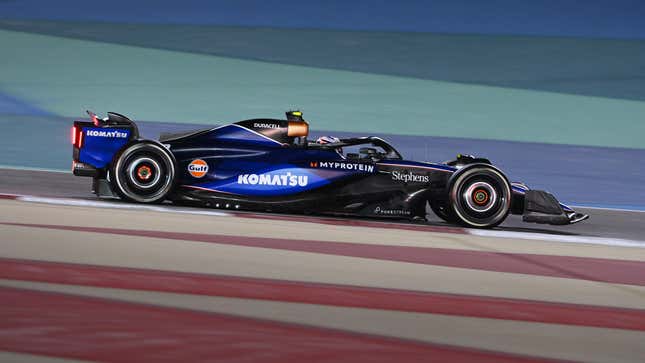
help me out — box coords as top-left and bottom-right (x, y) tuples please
(447, 165), (511, 228)
(111, 142), (176, 203)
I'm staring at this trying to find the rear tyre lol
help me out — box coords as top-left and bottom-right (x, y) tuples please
(111, 142), (176, 203)
(447, 165), (511, 228)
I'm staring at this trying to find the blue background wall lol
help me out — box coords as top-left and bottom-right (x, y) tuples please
(2, 0), (645, 39)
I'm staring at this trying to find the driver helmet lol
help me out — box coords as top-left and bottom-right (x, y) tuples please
(316, 136), (343, 155)
(316, 136), (340, 144)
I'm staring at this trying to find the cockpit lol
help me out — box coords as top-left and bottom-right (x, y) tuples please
(234, 111), (402, 160)
(310, 136), (403, 161)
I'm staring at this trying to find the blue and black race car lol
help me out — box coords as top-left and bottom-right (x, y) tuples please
(71, 110), (588, 228)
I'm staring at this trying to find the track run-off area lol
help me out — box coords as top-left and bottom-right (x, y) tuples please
(1, 168), (645, 362)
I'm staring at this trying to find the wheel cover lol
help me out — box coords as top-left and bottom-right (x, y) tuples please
(449, 167), (511, 228)
(128, 157), (161, 189)
(463, 181), (497, 212)
(114, 143), (175, 203)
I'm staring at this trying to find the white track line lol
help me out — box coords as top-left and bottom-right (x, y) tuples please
(470, 229), (645, 248)
(16, 195), (231, 217)
(7, 193), (645, 249)
(0, 165), (68, 173)
(570, 205), (645, 213)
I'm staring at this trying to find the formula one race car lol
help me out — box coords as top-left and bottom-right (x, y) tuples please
(71, 110), (588, 228)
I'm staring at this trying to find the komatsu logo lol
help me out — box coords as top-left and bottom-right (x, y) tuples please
(253, 123), (280, 129)
(86, 129), (128, 138)
(391, 170), (429, 183)
(238, 172), (308, 187)
(312, 161), (374, 172)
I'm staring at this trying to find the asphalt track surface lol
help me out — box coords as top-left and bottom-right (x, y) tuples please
(2, 168), (645, 363)
(1, 168), (643, 241)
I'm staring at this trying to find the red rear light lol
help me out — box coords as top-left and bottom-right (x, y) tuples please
(71, 126), (83, 148)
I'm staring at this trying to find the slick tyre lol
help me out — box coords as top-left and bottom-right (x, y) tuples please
(111, 142), (176, 203)
(447, 165), (511, 228)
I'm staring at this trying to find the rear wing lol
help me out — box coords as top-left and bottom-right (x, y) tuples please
(71, 111), (140, 176)
(86, 110), (140, 137)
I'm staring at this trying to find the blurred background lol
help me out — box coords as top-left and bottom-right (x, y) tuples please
(1, 0), (644, 208)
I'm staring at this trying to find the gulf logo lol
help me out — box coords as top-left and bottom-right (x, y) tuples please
(188, 159), (209, 178)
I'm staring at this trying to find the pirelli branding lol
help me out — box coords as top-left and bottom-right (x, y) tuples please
(310, 161), (374, 173)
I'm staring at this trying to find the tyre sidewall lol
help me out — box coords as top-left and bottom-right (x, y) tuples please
(447, 164), (511, 228)
(111, 141), (176, 203)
